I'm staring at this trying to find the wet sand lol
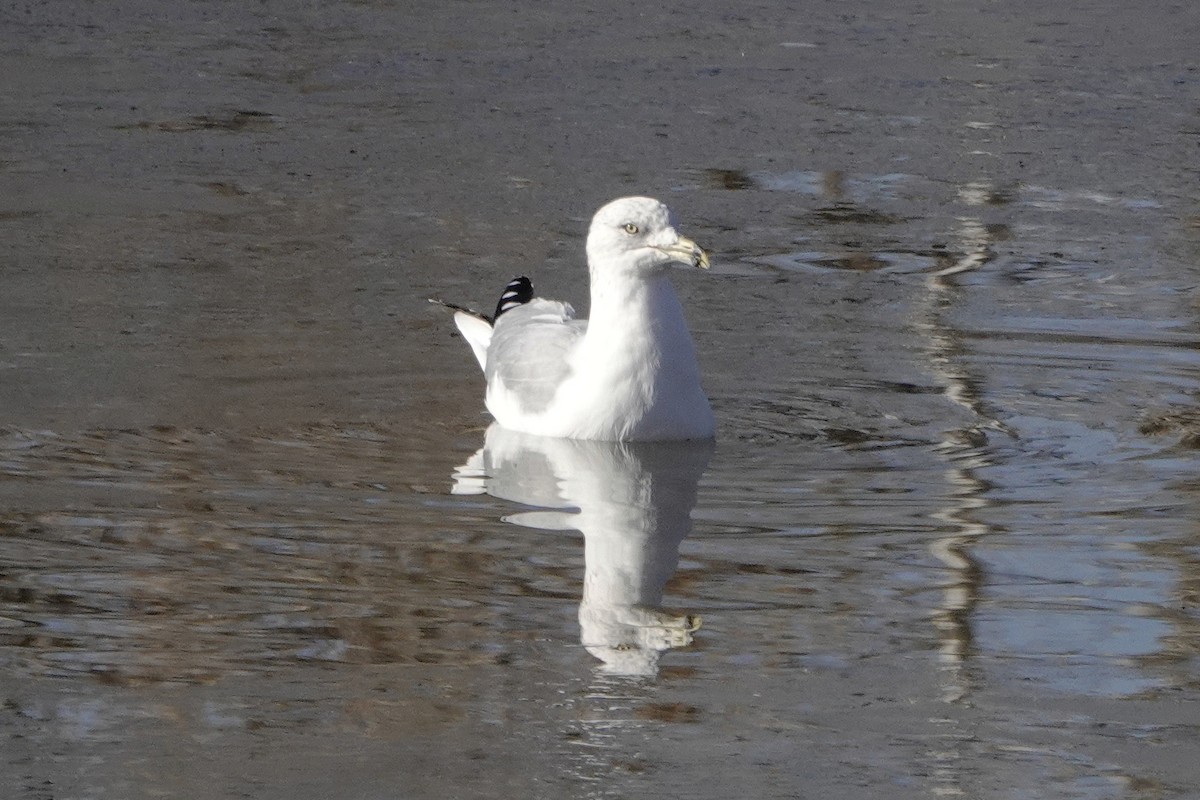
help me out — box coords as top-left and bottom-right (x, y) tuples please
(3, 1), (1200, 798)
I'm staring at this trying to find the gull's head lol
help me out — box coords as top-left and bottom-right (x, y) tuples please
(586, 196), (710, 275)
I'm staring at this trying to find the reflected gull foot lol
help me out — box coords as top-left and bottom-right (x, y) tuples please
(453, 424), (712, 676)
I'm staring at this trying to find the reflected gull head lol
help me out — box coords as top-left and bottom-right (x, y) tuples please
(454, 424), (712, 676)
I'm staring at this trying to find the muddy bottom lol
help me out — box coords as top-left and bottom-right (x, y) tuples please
(3, 1), (1200, 799)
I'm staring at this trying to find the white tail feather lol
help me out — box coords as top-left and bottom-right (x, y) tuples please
(453, 311), (493, 371)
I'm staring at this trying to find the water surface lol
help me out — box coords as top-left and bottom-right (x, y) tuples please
(3, 1), (1200, 798)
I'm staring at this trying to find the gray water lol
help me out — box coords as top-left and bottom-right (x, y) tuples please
(3, 1), (1200, 798)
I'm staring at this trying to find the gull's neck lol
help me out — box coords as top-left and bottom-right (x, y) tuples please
(563, 248), (712, 440)
(572, 264), (701, 439)
(584, 265), (688, 348)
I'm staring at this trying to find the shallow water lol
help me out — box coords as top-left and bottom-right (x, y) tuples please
(3, 1), (1200, 798)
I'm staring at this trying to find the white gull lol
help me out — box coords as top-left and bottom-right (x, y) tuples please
(435, 196), (714, 441)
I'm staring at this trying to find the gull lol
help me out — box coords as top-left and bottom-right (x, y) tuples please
(433, 197), (714, 441)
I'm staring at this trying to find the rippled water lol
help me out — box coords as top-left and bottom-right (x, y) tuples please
(4, 1), (1200, 798)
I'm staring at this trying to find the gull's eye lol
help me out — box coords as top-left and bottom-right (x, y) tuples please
(622, 222), (639, 235)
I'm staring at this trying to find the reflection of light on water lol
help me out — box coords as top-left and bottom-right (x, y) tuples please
(928, 441), (990, 680)
(914, 188), (1002, 799)
(916, 199), (1003, 700)
(911, 166), (1194, 795)
(453, 425), (712, 677)
(918, 181), (1182, 696)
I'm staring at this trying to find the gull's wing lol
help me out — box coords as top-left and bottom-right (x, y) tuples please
(484, 298), (586, 414)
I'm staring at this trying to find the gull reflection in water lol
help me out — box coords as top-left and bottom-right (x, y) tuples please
(453, 424), (713, 676)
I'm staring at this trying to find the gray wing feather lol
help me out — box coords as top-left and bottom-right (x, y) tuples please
(485, 299), (586, 413)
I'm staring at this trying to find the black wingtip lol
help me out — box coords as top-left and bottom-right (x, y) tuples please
(492, 275), (534, 321)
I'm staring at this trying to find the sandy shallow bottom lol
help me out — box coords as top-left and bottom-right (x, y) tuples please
(3, 2), (1200, 798)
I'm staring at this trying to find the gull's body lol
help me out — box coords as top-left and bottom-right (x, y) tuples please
(443, 197), (714, 441)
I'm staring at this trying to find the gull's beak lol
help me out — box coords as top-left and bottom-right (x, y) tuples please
(656, 235), (711, 270)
